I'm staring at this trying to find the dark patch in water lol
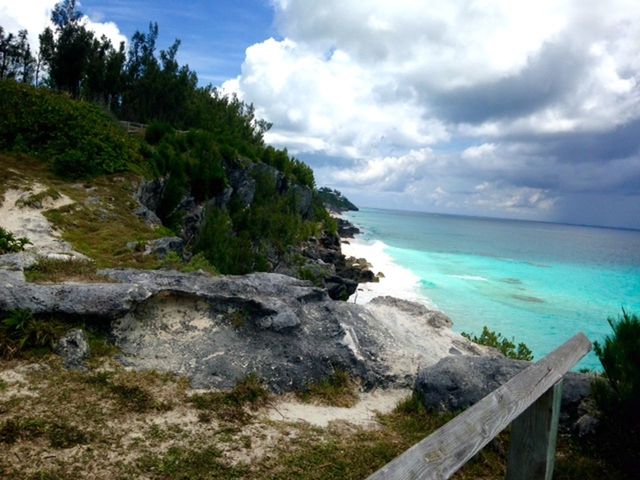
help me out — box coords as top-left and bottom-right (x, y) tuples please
(512, 294), (545, 303)
(501, 277), (522, 285)
(420, 279), (437, 289)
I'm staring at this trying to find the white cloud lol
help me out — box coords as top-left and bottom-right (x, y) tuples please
(227, 0), (640, 225)
(0, 1), (127, 52)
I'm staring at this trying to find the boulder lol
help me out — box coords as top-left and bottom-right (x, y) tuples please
(145, 237), (184, 259)
(415, 355), (593, 429)
(337, 218), (361, 239)
(136, 178), (166, 213)
(0, 268), (486, 392)
(56, 328), (90, 370)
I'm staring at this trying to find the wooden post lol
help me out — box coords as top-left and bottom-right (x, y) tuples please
(506, 380), (563, 480)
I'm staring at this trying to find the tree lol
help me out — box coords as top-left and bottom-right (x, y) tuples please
(0, 28), (35, 83)
(40, 0), (94, 97)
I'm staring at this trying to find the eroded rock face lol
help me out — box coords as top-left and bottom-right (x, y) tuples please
(0, 267), (485, 392)
(56, 329), (90, 370)
(415, 355), (593, 430)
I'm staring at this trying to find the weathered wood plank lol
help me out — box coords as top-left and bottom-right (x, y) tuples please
(366, 333), (591, 480)
(505, 380), (563, 480)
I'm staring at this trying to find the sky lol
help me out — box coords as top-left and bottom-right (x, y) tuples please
(1, 1), (639, 229)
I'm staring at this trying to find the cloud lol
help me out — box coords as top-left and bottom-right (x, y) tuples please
(0, 1), (127, 51)
(225, 0), (640, 227)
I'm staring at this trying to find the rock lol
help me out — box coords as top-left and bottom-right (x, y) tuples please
(369, 296), (453, 328)
(145, 237), (184, 259)
(56, 329), (90, 370)
(136, 178), (166, 213)
(337, 218), (361, 238)
(415, 355), (592, 429)
(0, 268), (486, 392)
(290, 184), (313, 218)
(134, 206), (162, 228)
(0, 252), (38, 271)
(228, 167), (256, 207)
(325, 275), (358, 300)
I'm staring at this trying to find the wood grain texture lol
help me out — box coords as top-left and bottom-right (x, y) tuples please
(506, 381), (563, 480)
(366, 333), (591, 480)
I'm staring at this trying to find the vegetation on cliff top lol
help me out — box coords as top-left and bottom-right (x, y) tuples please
(0, 0), (335, 275)
(317, 187), (359, 212)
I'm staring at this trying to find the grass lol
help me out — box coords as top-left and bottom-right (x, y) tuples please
(297, 369), (360, 407)
(15, 188), (61, 208)
(0, 416), (88, 448)
(0, 153), (172, 270)
(188, 373), (271, 424)
(24, 257), (112, 283)
(0, 353), (627, 479)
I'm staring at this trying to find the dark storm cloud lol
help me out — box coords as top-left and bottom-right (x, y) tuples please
(427, 40), (587, 124)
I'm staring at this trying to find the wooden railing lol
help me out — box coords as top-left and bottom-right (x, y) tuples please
(119, 120), (147, 134)
(367, 333), (591, 480)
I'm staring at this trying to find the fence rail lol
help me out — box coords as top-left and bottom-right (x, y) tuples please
(367, 332), (591, 480)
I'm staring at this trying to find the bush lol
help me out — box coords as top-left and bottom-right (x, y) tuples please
(591, 309), (640, 475)
(0, 226), (31, 254)
(0, 80), (141, 178)
(0, 310), (65, 359)
(593, 310), (640, 407)
(461, 326), (533, 361)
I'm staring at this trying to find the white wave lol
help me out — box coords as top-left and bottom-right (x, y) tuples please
(341, 237), (435, 308)
(449, 274), (489, 282)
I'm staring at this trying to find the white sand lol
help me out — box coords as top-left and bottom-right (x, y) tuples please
(342, 237), (434, 307)
(0, 183), (81, 258)
(267, 388), (411, 428)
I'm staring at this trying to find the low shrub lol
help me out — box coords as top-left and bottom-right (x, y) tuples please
(591, 309), (640, 475)
(0, 310), (65, 359)
(0, 80), (141, 178)
(462, 326), (533, 361)
(0, 226), (30, 254)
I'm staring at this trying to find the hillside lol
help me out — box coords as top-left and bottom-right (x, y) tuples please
(0, 80), (375, 298)
(317, 187), (359, 213)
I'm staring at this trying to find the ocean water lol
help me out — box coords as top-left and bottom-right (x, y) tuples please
(344, 208), (640, 370)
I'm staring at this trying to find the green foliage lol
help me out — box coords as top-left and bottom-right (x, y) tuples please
(0, 310), (65, 359)
(461, 326), (534, 361)
(317, 187), (358, 212)
(0, 226), (31, 254)
(0, 80), (140, 178)
(591, 309), (640, 475)
(593, 309), (640, 408)
(144, 121), (174, 145)
(0, 27), (35, 84)
(161, 251), (219, 275)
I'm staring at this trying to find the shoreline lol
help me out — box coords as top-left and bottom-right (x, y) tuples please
(339, 215), (437, 309)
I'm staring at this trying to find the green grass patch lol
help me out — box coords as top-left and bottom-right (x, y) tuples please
(0, 416), (88, 449)
(297, 370), (360, 407)
(24, 257), (112, 283)
(139, 446), (248, 479)
(84, 370), (177, 413)
(161, 251), (219, 275)
(188, 373), (271, 424)
(15, 188), (61, 208)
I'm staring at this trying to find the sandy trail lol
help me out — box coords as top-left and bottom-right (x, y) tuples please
(0, 183), (82, 258)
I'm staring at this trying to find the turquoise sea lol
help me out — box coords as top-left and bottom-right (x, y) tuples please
(344, 208), (640, 370)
